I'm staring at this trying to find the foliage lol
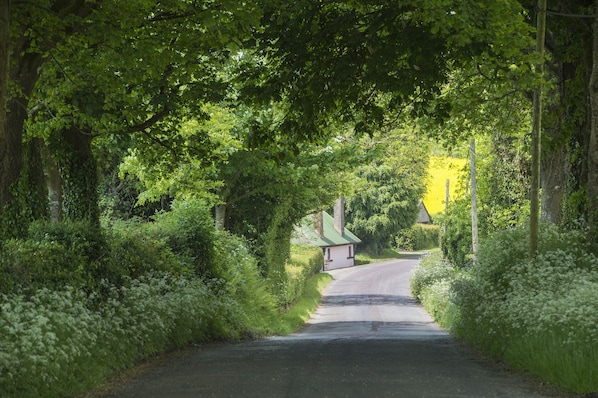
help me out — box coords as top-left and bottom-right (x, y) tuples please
(247, 0), (534, 142)
(105, 220), (189, 279)
(354, 248), (404, 265)
(476, 132), (531, 233)
(394, 224), (439, 252)
(346, 128), (429, 253)
(275, 245), (324, 308)
(276, 272), (333, 334)
(0, 226), (331, 397)
(410, 251), (456, 301)
(409, 251), (459, 328)
(0, 275), (237, 398)
(211, 231), (278, 332)
(450, 224), (598, 393)
(0, 220), (113, 295)
(439, 198), (472, 268)
(0, 239), (88, 295)
(144, 199), (216, 277)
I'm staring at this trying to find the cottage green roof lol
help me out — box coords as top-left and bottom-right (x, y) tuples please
(292, 211), (361, 247)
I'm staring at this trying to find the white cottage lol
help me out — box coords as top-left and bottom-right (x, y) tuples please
(292, 198), (361, 271)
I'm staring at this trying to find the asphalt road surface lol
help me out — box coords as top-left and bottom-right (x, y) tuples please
(102, 257), (552, 398)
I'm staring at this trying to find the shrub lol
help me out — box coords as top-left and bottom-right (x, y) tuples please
(275, 245), (324, 307)
(211, 231), (278, 335)
(451, 223), (598, 393)
(106, 220), (190, 279)
(395, 223), (439, 251)
(27, 220), (107, 263)
(0, 273), (248, 398)
(145, 199), (216, 277)
(410, 251), (459, 328)
(410, 251), (457, 300)
(0, 239), (88, 295)
(439, 198), (472, 267)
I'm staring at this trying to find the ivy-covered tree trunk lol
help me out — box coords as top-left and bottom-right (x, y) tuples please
(0, 0), (8, 166)
(0, 1), (93, 237)
(540, 138), (567, 224)
(41, 144), (63, 222)
(25, 137), (49, 221)
(50, 126), (100, 226)
(0, 55), (43, 237)
(588, 0), (598, 243)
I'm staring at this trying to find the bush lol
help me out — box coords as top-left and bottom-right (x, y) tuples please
(27, 220), (107, 263)
(410, 251), (456, 300)
(395, 223), (439, 251)
(409, 251), (459, 328)
(439, 198), (472, 267)
(145, 199), (216, 277)
(211, 231), (278, 335)
(106, 220), (190, 279)
(451, 223), (598, 393)
(0, 274), (243, 398)
(275, 245), (324, 307)
(0, 239), (88, 295)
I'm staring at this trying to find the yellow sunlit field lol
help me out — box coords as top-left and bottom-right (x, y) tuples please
(423, 156), (467, 216)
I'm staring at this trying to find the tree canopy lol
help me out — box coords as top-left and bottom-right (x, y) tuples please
(3, 0), (598, 259)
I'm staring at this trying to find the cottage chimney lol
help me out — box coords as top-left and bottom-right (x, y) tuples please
(333, 196), (345, 236)
(314, 211), (324, 238)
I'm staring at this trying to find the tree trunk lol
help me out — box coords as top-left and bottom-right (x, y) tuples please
(540, 145), (567, 224)
(588, 0), (598, 244)
(215, 203), (226, 231)
(0, 1), (94, 236)
(51, 126), (100, 226)
(0, 0), (9, 153)
(530, 0), (547, 258)
(0, 53), (43, 236)
(42, 144), (63, 222)
(25, 137), (49, 221)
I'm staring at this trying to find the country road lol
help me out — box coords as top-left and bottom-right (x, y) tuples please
(102, 257), (553, 398)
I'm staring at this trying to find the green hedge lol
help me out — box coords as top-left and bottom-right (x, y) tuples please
(275, 245), (324, 307)
(395, 223), (439, 251)
(422, 224), (598, 394)
(0, 200), (330, 397)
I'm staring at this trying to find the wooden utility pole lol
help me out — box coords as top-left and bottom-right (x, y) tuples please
(470, 139), (479, 262)
(445, 179), (450, 214)
(530, 0), (547, 258)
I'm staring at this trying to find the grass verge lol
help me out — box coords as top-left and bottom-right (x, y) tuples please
(273, 272), (333, 335)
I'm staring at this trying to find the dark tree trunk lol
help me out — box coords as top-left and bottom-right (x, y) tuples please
(50, 126), (100, 226)
(42, 144), (63, 222)
(25, 137), (49, 221)
(540, 143), (567, 224)
(0, 1), (94, 237)
(0, 51), (44, 236)
(0, 0), (8, 158)
(588, 0), (598, 243)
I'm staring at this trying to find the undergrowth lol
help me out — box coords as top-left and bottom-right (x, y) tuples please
(410, 224), (598, 394)
(0, 207), (329, 397)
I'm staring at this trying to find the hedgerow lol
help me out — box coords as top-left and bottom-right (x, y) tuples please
(412, 224), (598, 394)
(0, 201), (325, 397)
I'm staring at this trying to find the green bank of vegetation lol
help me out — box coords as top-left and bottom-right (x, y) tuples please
(2, 0), (598, 396)
(412, 226), (598, 394)
(0, 205), (328, 397)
